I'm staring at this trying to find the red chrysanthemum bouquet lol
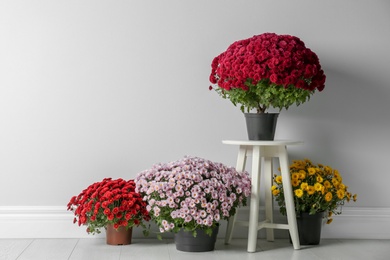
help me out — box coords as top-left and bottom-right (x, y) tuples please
(209, 33), (326, 113)
(67, 178), (151, 235)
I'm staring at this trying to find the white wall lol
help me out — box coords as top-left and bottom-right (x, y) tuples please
(1, 0), (390, 237)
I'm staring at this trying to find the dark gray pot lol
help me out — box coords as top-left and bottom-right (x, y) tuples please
(174, 226), (219, 252)
(244, 113), (279, 140)
(296, 212), (325, 245)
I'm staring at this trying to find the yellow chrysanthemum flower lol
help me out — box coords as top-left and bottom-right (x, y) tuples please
(292, 179), (300, 187)
(298, 170), (306, 179)
(304, 158), (312, 164)
(314, 183), (323, 192)
(272, 189), (280, 196)
(325, 192), (332, 202)
(294, 189), (304, 198)
(271, 185), (277, 191)
(289, 164), (297, 169)
(334, 172), (343, 183)
(324, 166), (333, 173)
(283, 159), (357, 221)
(337, 189), (345, 199)
(332, 178), (339, 186)
(307, 186), (315, 195)
(323, 180), (331, 189)
(292, 160), (305, 170)
(291, 173), (300, 180)
(300, 182), (308, 190)
(346, 192), (351, 202)
(308, 168), (316, 175)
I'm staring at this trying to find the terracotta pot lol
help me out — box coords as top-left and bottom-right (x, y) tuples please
(105, 224), (132, 245)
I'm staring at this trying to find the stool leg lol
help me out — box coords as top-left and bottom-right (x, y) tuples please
(247, 146), (261, 253)
(225, 145), (247, 245)
(224, 213), (237, 245)
(279, 146), (300, 250)
(264, 156), (274, 242)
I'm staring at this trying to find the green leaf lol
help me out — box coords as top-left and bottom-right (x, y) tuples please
(205, 227), (213, 237)
(215, 81), (314, 113)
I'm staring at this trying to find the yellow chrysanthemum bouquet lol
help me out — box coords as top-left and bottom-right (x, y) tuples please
(272, 159), (357, 224)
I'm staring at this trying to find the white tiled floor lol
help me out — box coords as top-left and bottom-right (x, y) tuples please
(1, 238), (389, 260)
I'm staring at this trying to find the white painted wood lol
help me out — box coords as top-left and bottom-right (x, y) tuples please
(0, 206), (105, 239)
(278, 145), (300, 250)
(321, 207), (390, 239)
(264, 156), (274, 241)
(247, 145), (262, 252)
(224, 145), (247, 245)
(1, 206), (389, 239)
(222, 141), (301, 252)
(222, 140), (304, 146)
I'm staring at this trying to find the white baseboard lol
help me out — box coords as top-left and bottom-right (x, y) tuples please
(0, 206), (105, 239)
(0, 206), (389, 239)
(320, 207), (390, 239)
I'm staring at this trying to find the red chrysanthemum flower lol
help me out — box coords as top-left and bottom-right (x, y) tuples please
(67, 178), (150, 235)
(209, 33), (326, 113)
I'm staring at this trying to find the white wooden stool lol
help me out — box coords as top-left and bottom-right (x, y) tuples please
(223, 140), (302, 253)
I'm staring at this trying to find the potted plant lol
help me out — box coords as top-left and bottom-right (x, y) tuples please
(272, 159), (357, 245)
(67, 178), (151, 245)
(209, 33), (326, 140)
(135, 156), (251, 252)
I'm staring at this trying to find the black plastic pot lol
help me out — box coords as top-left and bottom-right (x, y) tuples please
(244, 113), (279, 140)
(174, 226), (219, 252)
(296, 212), (325, 245)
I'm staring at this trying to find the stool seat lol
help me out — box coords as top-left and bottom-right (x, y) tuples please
(223, 140), (303, 253)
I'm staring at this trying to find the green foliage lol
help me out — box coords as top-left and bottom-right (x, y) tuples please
(204, 227), (214, 237)
(216, 79), (314, 113)
(142, 227), (150, 237)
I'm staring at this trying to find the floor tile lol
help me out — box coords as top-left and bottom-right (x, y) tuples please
(1, 238), (388, 259)
(68, 239), (121, 260)
(119, 239), (171, 260)
(16, 239), (77, 260)
(0, 239), (32, 260)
